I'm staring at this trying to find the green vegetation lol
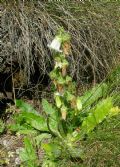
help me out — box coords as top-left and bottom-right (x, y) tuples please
(0, 1), (120, 167)
(8, 30), (120, 167)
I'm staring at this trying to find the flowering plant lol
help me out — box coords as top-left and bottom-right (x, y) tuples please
(10, 29), (120, 167)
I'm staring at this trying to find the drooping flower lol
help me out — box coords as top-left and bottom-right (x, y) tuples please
(48, 37), (62, 52)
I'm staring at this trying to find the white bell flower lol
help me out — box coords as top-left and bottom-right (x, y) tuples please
(54, 91), (63, 97)
(48, 37), (62, 52)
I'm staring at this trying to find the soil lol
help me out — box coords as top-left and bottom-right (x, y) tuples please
(0, 88), (52, 167)
(0, 133), (23, 167)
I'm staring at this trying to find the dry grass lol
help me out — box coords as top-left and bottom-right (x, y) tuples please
(82, 114), (120, 167)
(1, 0), (120, 91)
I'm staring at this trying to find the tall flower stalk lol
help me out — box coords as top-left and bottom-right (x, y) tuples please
(49, 29), (82, 121)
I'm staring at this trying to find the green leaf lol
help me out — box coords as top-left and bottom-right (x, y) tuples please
(56, 28), (71, 43)
(42, 99), (62, 137)
(58, 119), (67, 137)
(57, 76), (65, 84)
(54, 96), (62, 108)
(66, 91), (75, 101)
(41, 142), (61, 159)
(66, 76), (72, 83)
(34, 134), (51, 147)
(80, 83), (108, 109)
(16, 100), (38, 114)
(42, 160), (56, 167)
(42, 99), (61, 137)
(12, 111), (48, 132)
(16, 100), (48, 131)
(54, 56), (61, 62)
(42, 99), (57, 115)
(107, 65), (120, 83)
(67, 81), (76, 94)
(81, 98), (113, 134)
(62, 59), (69, 67)
(108, 106), (120, 117)
(18, 129), (38, 135)
(21, 112), (48, 131)
(76, 97), (82, 111)
(49, 71), (56, 79)
(49, 69), (59, 80)
(9, 123), (37, 135)
(48, 115), (61, 137)
(19, 138), (38, 167)
(81, 113), (97, 134)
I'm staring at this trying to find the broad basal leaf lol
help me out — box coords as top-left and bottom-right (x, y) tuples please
(41, 142), (61, 159)
(80, 83), (108, 109)
(16, 100), (38, 114)
(9, 123), (37, 135)
(34, 134), (51, 147)
(42, 99), (56, 115)
(81, 98), (113, 134)
(19, 112), (48, 132)
(42, 99), (60, 136)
